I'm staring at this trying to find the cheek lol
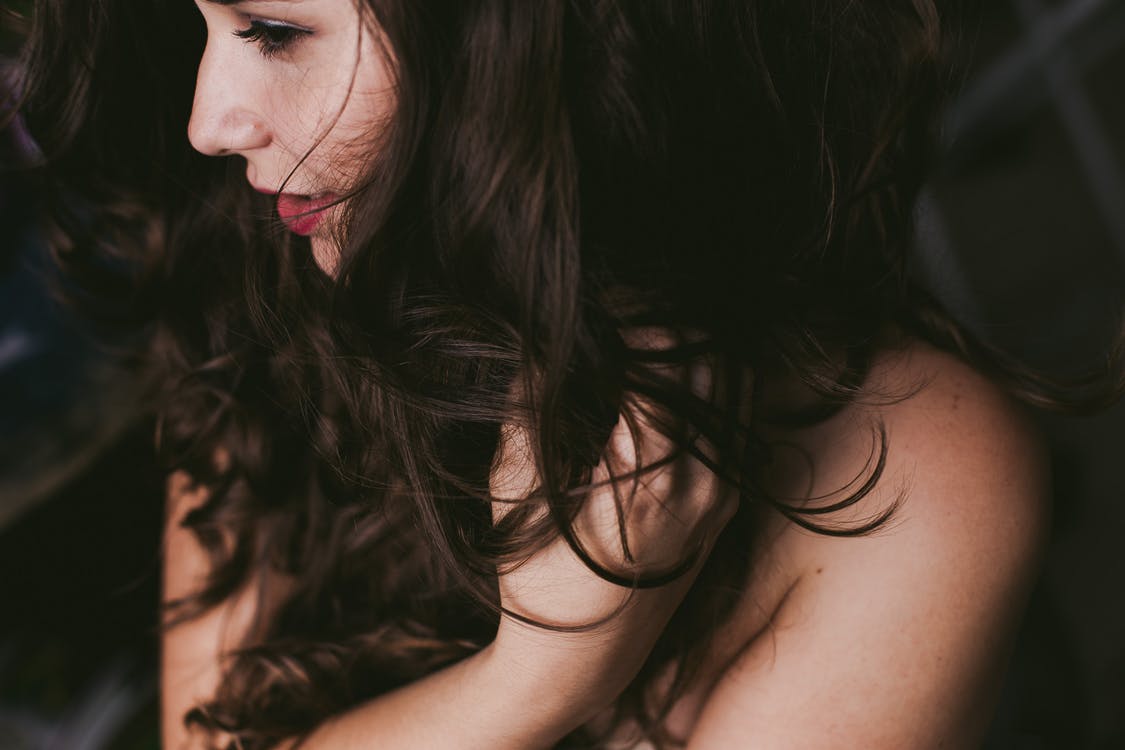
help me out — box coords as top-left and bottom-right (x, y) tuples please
(272, 82), (348, 150)
(324, 33), (397, 173)
(279, 55), (393, 184)
(335, 87), (394, 155)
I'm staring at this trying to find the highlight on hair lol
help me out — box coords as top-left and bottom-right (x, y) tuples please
(9, 0), (1121, 747)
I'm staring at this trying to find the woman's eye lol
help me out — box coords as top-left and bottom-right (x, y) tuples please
(232, 19), (311, 60)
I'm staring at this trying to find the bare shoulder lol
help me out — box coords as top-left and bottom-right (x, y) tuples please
(887, 340), (1051, 559)
(686, 340), (1051, 749)
(764, 338), (1049, 569)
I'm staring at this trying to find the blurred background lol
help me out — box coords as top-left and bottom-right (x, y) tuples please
(1, 0), (1124, 748)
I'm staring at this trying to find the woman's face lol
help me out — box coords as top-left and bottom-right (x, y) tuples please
(189, 0), (394, 274)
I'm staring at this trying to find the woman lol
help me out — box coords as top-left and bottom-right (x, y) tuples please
(13, 0), (1092, 747)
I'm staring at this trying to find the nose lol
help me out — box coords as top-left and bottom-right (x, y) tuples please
(187, 41), (272, 157)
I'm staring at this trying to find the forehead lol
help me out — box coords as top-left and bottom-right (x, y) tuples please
(196, 0), (362, 24)
(198, 0), (361, 18)
(202, 0), (301, 4)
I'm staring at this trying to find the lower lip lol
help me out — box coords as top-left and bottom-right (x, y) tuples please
(276, 193), (339, 236)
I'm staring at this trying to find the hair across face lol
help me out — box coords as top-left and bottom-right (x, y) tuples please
(189, 0), (396, 274)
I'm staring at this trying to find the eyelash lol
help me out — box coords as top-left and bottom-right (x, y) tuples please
(233, 19), (311, 59)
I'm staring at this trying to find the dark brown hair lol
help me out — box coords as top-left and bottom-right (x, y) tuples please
(11, 0), (1120, 748)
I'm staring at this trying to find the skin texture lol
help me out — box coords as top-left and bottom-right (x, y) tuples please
(163, 339), (1049, 749)
(163, 408), (733, 750)
(168, 2), (1051, 746)
(189, 0), (394, 274)
(162, 476), (292, 750)
(661, 340), (1049, 748)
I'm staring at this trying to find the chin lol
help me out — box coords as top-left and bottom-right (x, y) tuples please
(310, 235), (340, 278)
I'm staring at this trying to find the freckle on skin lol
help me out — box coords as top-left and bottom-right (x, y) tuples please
(816, 567), (823, 575)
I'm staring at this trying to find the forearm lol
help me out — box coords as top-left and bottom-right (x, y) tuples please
(162, 473), (623, 750)
(162, 442), (697, 750)
(284, 633), (613, 750)
(164, 596), (625, 750)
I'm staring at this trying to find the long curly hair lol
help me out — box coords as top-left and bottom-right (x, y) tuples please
(10, 0), (1119, 747)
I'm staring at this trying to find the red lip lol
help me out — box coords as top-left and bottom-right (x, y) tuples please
(275, 192), (339, 236)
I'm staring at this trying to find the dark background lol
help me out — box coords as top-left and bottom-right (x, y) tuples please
(2, 1), (1124, 747)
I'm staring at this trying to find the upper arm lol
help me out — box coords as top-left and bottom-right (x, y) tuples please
(687, 346), (1050, 749)
(161, 472), (292, 750)
(161, 472), (245, 750)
